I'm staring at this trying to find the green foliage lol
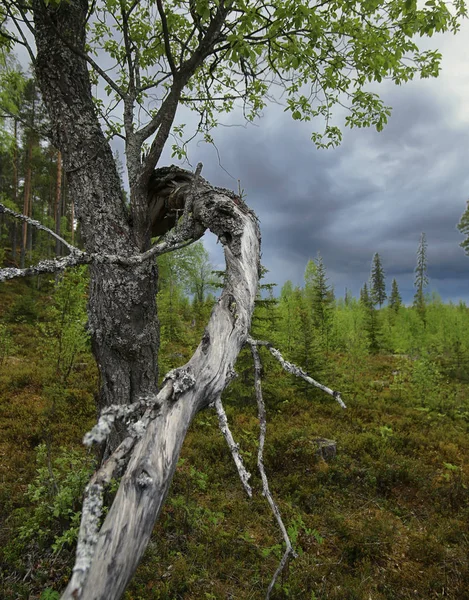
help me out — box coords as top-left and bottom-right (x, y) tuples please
(359, 282), (381, 352)
(78, 0), (467, 150)
(40, 590), (60, 600)
(306, 253), (335, 349)
(389, 277), (402, 312)
(414, 232), (429, 324)
(39, 268), (90, 383)
(370, 252), (386, 308)
(12, 444), (94, 553)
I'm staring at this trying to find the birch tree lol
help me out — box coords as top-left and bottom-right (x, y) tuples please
(0, 0), (466, 597)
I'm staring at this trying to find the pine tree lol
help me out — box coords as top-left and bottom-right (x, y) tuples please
(370, 252), (386, 307)
(413, 232), (428, 324)
(360, 282), (379, 352)
(310, 252), (334, 348)
(360, 282), (372, 308)
(457, 199), (469, 256)
(389, 278), (402, 312)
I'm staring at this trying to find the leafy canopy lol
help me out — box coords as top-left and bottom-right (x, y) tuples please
(5, 0), (462, 153)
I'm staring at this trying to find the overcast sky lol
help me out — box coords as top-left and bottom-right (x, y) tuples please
(155, 23), (469, 305)
(13, 16), (469, 304)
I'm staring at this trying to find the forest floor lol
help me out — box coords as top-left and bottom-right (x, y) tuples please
(1, 279), (468, 600)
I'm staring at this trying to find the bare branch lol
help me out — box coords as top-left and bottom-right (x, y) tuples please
(0, 203), (78, 253)
(0, 254), (89, 282)
(156, 0), (176, 74)
(251, 339), (346, 409)
(4, 5), (36, 64)
(248, 338), (298, 600)
(214, 396), (252, 497)
(60, 168), (261, 599)
(68, 383), (173, 597)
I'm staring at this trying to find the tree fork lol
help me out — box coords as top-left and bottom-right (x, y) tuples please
(60, 172), (261, 599)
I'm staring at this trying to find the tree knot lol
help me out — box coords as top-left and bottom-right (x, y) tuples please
(164, 367), (196, 399)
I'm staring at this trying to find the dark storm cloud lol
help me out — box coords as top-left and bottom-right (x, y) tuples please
(182, 65), (469, 303)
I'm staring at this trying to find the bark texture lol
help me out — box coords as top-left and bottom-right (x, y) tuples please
(61, 177), (261, 600)
(32, 0), (159, 453)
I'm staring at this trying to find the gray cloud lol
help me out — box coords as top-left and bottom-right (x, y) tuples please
(174, 30), (469, 305)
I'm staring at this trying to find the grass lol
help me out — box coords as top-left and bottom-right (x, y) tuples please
(1, 279), (468, 599)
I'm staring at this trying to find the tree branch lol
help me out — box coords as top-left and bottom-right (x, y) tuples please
(214, 396), (252, 497)
(60, 168), (261, 600)
(0, 203), (77, 253)
(248, 338), (298, 599)
(156, 0), (176, 74)
(251, 339), (346, 409)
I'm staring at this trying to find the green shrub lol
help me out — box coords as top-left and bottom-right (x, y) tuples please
(13, 444), (95, 554)
(0, 322), (16, 365)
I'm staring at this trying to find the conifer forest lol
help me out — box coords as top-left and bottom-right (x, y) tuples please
(1, 1), (469, 599)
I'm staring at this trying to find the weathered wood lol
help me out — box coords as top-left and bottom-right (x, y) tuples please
(61, 177), (261, 600)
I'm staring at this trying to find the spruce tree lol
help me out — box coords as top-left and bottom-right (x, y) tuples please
(413, 232), (429, 324)
(457, 199), (469, 255)
(310, 252), (334, 348)
(370, 252), (386, 307)
(360, 282), (372, 308)
(360, 282), (379, 352)
(389, 278), (402, 312)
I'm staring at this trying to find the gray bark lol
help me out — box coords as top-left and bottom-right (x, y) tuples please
(32, 0), (159, 454)
(61, 179), (261, 600)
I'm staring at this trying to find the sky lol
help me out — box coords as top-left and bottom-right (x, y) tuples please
(10, 13), (469, 304)
(154, 22), (469, 305)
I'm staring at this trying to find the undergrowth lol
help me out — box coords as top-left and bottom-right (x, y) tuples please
(0, 278), (468, 599)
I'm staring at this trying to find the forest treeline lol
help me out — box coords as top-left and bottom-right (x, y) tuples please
(1, 63), (468, 382)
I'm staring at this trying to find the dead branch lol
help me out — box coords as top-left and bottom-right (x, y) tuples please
(0, 203), (78, 253)
(248, 338), (298, 599)
(60, 167), (261, 599)
(251, 338), (346, 409)
(214, 396), (252, 497)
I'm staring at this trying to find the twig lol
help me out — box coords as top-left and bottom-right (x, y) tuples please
(0, 255), (89, 282)
(214, 396), (252, 497)
(0, 203), (77, 252)
(248, 338), (298, 600)
(251, 338), (346, 409)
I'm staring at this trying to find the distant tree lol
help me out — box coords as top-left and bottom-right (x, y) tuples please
(277, 280), (298, 355)
(304, 258), (317, 306)
(370, 253), (386, 308)
(310, 253), (335, 349)
(389, 278), (402, 312)
(360, 282), (372, 308)
(180, 241), (217, 305)
(344, 288), (353, 307)
(360, 281), (380, 352)
(413, 232), (429, 325)
(457, 199), (469, 255)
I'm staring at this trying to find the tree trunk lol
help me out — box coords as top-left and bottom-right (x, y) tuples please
(55, 149), (62, 256)
(62, 179), (261, 600)
(20, 134), (33, 269)
(32, 0), (159, 455)
(11, 118), (18, 263)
